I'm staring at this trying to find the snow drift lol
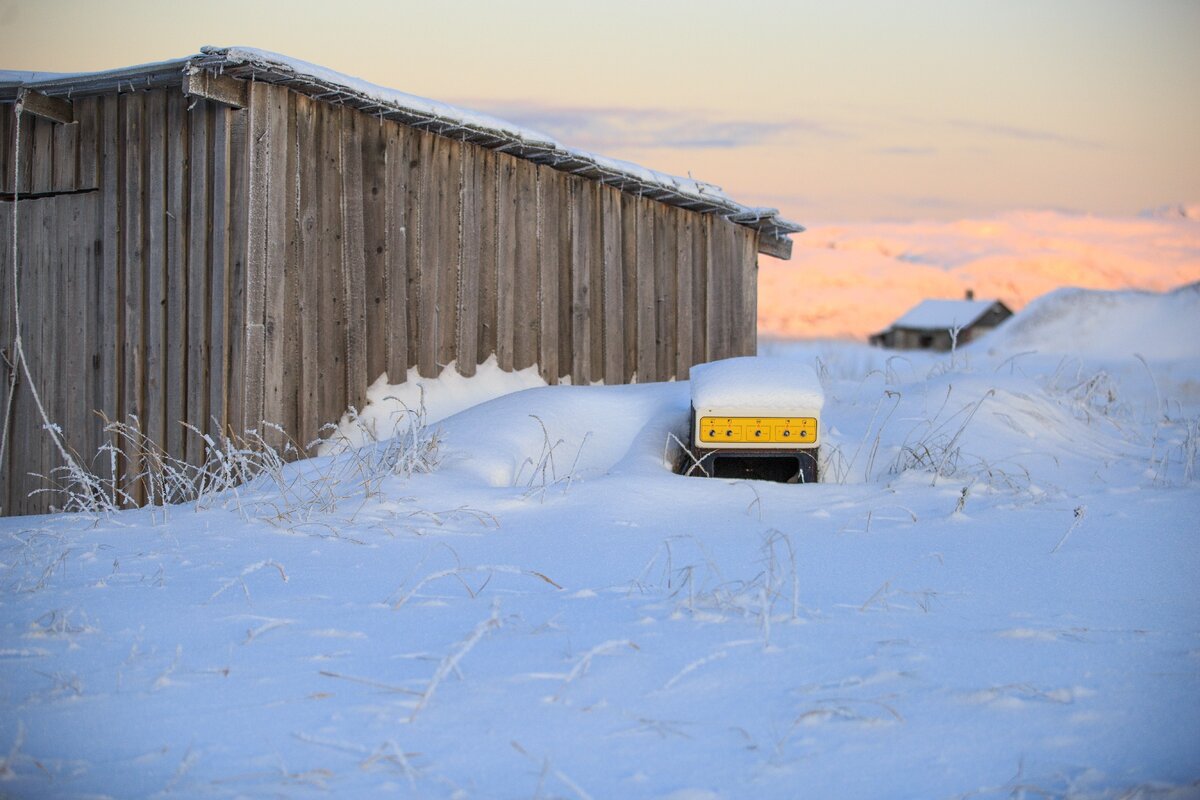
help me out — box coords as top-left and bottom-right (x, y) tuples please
(0, 283), (1196, 798)
(983, 281), (1200, 360)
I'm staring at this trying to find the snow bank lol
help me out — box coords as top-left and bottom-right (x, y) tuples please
(437, 383), (690, 487)
(2, 330), (1198, 798)
(984, 282), (1200, 360)
(320, 356), (546, 452)
(690, 357), (825, 412)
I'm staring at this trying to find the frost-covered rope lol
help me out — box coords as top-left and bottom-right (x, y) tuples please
(0, 100), (83, 486)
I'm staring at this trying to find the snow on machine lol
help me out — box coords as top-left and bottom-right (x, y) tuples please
(686, 357), (825, 483)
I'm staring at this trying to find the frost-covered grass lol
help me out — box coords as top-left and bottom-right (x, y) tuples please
(1, 288), (1198, 798)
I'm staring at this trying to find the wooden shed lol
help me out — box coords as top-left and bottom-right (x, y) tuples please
(868, 294), (1013, 351)
(0, 47), (802, 515)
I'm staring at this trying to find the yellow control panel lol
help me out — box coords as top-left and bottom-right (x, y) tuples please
(697, 416), (818, 446)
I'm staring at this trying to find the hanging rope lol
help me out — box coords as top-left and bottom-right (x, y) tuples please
(1, 99), (85, 501)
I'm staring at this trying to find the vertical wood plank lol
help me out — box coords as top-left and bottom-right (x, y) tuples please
(144, 90), (167, 467)
(208, 105), (233, 441)
(713, 217), (738, 361)
(16, 197), (40, 510)
(361, 112), (389, 385)
(635, 196), (656, 382)
(262, 85), (292, 443)
(51, 120), (77, 192)
(384, 119), (411, 385)
(512, 157), (539, 372)
(587, 181), (605, 384)
(691, 210), (708, 366)
(726, 219), (743, 358)
(555, 173), (573, 382)
(494, 152), (517, 371)
(0, 205), (12, 511)
(41, 198), (58, 511)
(225, 103), (250, 437)
(186, 100), (210, 464)
(96, 94), (119, 491)
(282, 91), (301, 446)
(675, 211), (693, 378)
(414, 131), (438, 377)
(436, 136), (461, 374)
(457, 142), (482, 377)
(716, 218), (731, 361)
(14, 113), (33, 195)
(80, 196), (101, 464)
(654, 202), (675, 381)
(316, 102), (345, 433)
(0, 187), (11, 511)
(340, 104), (369, 412)
(11, 200), (27, 511)
(620, 192), (638, 383)
(165, 91), (188, 462)
(536, 165), (559, 384)
(41, 198), (57, 512)
(120, 92), (145, 504)
(0, 109), (10, 193)
(601, 186), (624, 385)
(62, 196), (90, 465)
(20, 200), (42, 512)
(704, 214), (720, 361)
(48, 198), (63, 482)
(15, 200), (41, 512)
(569, 180), (591, 383)
(243, 83), (270, 434)
(32, 199), (53, 512)
(475, 148), (498, 370)
(295, 94), (321, 448)
(31, 116), (53, 194)
(404, 130), (423, 372)
(75, 96), (99, 190)
(739, 226), (758, 356)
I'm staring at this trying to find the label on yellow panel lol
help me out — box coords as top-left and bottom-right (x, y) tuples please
(698, 416), (818, 445)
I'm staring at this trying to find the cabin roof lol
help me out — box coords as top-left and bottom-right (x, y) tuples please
(892, 299), (1003, 331)
(0, 46), (802, 252)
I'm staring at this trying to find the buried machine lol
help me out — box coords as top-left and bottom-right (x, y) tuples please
(686, 357), (825, 483)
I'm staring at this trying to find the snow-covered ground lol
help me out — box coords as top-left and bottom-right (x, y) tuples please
(2, 285), (1198, 798)
(759, 209), (1200, 341)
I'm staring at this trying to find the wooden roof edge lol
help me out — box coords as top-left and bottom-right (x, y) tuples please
(0, 49), (806, 250)
(0, 58), (193, 100)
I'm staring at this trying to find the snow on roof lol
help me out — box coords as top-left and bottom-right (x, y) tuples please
(690, 357), (825, 413)
(0, 46), (802, 247)
(892, 299), (999, 331)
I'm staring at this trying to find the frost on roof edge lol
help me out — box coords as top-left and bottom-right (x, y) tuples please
(199, 46), (803, 240)
(0, 47), (802, 245)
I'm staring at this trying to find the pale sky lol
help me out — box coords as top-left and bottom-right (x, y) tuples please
(3, 0), (1198, 224)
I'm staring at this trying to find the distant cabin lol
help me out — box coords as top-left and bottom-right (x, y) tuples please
(0, 47), (802, 515)
(869, 294), (1012, 351)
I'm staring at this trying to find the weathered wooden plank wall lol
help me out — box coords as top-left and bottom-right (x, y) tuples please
(0, 92), (246, 514)
(0, 78), (759, 515)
